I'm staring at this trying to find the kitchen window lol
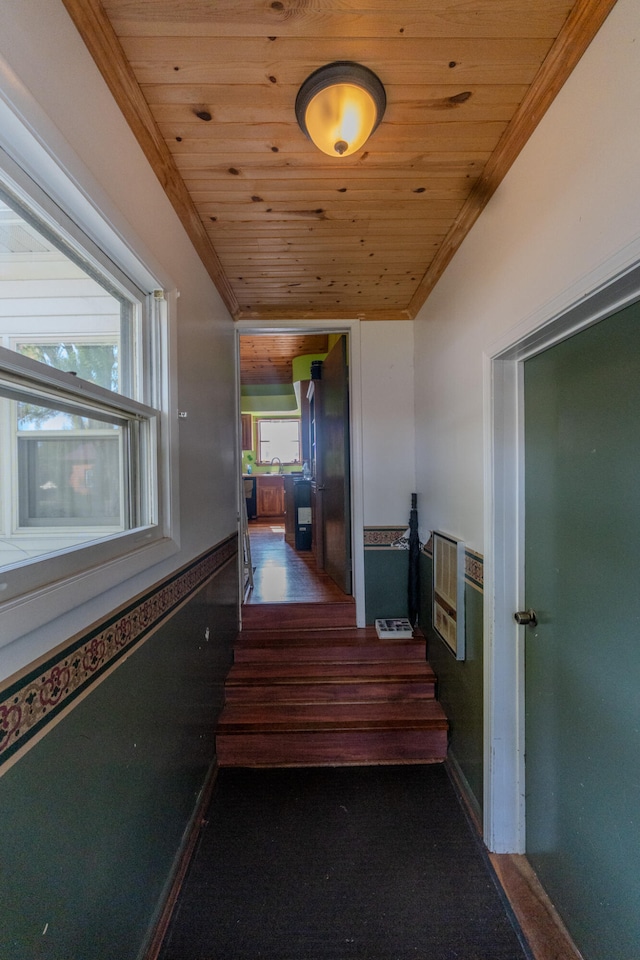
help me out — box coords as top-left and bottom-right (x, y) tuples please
(257, 418), (301, 464)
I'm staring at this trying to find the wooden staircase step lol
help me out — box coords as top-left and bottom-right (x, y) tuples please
(242, 601), (356, 630)
(237, 626), (386, 644)
(227, 660), (436, 684)
(225, 660), (436, 703)
(218, 699), (447, 731)
(216, 700), (448, 767)
(225, 680), (434, 705)
(234, 640), (426, 664)
(217, 621), (448, 768)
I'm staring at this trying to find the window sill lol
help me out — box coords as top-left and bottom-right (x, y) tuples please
(0, 534), (179, 649)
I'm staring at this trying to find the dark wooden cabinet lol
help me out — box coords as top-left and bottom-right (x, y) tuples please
(283, 476), (295, 544)
(256, 476), (284, 517)
(241, 413), (253, 451)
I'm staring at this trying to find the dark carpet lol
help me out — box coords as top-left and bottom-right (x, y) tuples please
(159, 765), (530, 960)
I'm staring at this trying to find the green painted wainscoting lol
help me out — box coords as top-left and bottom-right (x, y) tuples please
(420, 549), (484, 817)
(363, 527), (410, 623)
(0, 544), (238, 960)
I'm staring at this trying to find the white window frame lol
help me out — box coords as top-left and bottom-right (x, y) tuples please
(0, 102), (179, 649)
(256, 417), (301, 465)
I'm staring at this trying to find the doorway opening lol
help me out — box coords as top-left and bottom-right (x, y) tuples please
(237, 330), (358, 621)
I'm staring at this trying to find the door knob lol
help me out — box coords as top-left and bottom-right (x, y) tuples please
(514, 609), (537, 627)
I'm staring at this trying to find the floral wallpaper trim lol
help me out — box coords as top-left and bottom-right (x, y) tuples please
(364, 527), (483, 590)
(0, 535), (237, 774)
(363, 527), (409, 548)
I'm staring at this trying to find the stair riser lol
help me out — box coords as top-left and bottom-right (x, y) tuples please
(234, 644), (424, 664)
(225, 680), (435, 703)
(242, 602), (356, 630)
(216, 729), (448, 767)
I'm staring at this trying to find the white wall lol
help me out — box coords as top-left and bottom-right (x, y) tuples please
(413, 0), (640, 552)
(0, 1), (237, 678)
(360, 320), (416, 526)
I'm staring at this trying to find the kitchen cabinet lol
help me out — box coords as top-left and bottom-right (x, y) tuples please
(241, 413), (253, 451)
(256, 475), (285, 517)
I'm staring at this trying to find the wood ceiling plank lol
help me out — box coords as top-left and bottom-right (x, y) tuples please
(180, 170), (480, 196)
(106, 0), (573, 40)
(150, 99), (518, 127)
(174, 151), (488, 170)
(189, 182), (474, 202)
(199, 201), (464, 221)
(163, 122), (509, 150)
(161, 119), (509, 141)
(239, 308), (413, 321)
(121, 37), (553, 64)
(220, 252), (434, 264)
(130, 57), (546, 88)
(226, 265), (427, 278)
(206, 223), (453, 239)
(143, 83), (530, 109)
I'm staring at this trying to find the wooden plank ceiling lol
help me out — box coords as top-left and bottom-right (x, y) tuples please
(240, 333), (328, 384)
(62, 0), (616, 322)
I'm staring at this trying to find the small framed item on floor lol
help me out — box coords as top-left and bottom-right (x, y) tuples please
(375, 618), (414, 639)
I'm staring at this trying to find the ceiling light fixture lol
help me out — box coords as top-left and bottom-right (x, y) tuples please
(295, 61), (386, 158)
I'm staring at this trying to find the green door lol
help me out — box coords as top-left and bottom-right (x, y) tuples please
(523, 303), (640, 959)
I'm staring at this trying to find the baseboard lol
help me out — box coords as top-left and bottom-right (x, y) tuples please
(444, 757), (584, 960)
(488, 853), (585, 960)
(140, 760), (220, 960)
(444, 754), (482, 835)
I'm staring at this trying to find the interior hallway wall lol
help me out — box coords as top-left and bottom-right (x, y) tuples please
(411, 0), (640, 953)
(359, 321), (418, 620)
(0, 0), (238, 682)
(0, 3), (240, 956)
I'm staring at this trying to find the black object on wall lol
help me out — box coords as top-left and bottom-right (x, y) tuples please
(408, 492), (420, 626)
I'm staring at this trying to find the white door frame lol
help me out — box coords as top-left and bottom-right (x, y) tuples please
(234, 319), (366, 629)
(483, 255), (640, 853)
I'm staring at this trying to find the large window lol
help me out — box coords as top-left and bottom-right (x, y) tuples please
(0, 178), (164, 606)
(257, 418), (301, 464)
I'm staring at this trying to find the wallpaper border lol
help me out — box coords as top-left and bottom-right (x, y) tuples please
(0, 535), (237, 775)
(364, 526), (483, 591)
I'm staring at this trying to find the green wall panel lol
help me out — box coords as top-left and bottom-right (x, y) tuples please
(0, 561), (237, 960)
(364, 549), (409, 623)
(420, 553), (484, 814)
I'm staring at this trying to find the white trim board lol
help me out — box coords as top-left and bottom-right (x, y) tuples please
(483, 257), (640, 853)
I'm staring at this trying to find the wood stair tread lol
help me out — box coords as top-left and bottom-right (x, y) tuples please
(236, 625), (418, 645)
(226, 661), (435, 683)
(234, 643), (425, 664)
(217, 699), (448, 733)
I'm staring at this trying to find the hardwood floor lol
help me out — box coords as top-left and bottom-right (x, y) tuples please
(244, 520), (350, 605)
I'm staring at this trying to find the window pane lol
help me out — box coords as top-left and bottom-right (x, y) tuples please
(0, 194), (136, 399)
(258, 419), (301, 464)
(16, 341), (119, 392)
(18, 434), (122, 526)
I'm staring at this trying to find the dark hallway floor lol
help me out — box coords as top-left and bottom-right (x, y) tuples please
(159, 764), (531, 960)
